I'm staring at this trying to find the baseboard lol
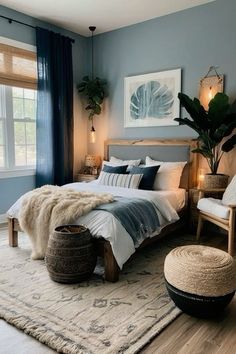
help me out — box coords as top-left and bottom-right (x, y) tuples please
(0, 213), (7, 224)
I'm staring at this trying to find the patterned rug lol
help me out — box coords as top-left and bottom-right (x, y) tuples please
(0, 229), (196, 354)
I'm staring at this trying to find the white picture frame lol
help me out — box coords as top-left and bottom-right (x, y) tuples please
(124, 68), (181, 128)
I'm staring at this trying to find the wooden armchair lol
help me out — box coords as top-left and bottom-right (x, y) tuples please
(196, 188), (235, 256)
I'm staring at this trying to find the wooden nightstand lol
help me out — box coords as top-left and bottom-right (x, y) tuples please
(77, 174), (99, 182)
(189, 187), (225, 231)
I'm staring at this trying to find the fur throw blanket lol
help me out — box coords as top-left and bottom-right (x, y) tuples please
(18, 185), (113, 260)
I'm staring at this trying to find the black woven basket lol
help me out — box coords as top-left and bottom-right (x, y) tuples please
(45, 225), (97, 283)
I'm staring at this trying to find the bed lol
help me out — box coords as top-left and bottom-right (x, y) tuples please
(7, 139), (198, 282)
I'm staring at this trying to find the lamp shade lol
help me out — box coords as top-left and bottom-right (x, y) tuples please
(85, 155), (101, 168)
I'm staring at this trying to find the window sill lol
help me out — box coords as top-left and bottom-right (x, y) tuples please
(0, 169), (36, 179)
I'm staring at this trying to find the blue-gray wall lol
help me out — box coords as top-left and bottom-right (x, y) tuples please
(0, 5), (88, 214)
(93, 0), (236, 139)
(1, 0), (236, 213)
(0, 176), (35, 214)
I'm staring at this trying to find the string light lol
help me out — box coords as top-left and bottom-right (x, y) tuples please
(90, 125), (96, 144)
(208, 86), (213, 100)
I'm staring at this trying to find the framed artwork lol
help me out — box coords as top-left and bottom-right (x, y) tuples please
(124, 68), (181, 128)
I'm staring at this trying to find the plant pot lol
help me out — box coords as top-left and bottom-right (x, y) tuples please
(203, 174), (229, 189)
(45, 225), (97, 283)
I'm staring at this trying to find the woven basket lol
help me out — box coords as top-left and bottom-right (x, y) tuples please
(203, 174), (229, 189)
(45, 225), (97, 283)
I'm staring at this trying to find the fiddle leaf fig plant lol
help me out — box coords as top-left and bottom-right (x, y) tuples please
(77, 76), (107, 120)
(174, 92), (236, 174)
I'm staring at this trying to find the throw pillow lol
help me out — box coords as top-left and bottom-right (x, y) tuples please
(146, 156), (187, 190)
(97, 171), (143, 189)
(129, 165), (160, 190)
(102, 164), (128, 174)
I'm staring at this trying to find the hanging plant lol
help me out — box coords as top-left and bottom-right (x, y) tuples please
(77, 75), (107, 119)
(77, 26), (107, 120)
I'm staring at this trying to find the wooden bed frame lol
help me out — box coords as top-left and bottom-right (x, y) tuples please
(8, 139), (198, 282)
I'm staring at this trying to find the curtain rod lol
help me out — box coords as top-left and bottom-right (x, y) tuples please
(0, 14), (75, 43)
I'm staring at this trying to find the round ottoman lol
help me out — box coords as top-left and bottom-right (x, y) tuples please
(164, 245), (236, 318)
(45, 225), (97, 283)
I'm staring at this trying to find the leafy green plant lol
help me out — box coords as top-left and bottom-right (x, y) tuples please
(77, 76), (107, 120)
(175, 92), (236, 174)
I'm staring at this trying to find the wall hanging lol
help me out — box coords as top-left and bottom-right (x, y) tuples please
(199, 66), (224, 111)
(77, 26), (107, 143)
(124, 68), (181, 128)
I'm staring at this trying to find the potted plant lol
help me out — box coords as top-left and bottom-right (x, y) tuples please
(77, 75), (107, 120)
(175, 92), (236, 188)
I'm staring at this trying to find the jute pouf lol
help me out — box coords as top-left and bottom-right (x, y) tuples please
(164, 245), (236, 318)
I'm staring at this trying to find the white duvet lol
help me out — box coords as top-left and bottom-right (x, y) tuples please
(7, 181), (186, 269)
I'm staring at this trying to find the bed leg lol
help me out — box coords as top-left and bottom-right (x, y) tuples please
(8, 218), (18, 247)
(104, 242), (119, 282)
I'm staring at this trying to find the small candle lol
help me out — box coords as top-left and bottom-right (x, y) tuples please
(198, 169), (205, 188)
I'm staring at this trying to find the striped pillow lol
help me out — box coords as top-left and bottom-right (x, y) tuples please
(98, 171), (143, 189)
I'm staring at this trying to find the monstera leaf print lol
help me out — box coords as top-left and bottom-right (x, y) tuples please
(130, 81), (174, 120)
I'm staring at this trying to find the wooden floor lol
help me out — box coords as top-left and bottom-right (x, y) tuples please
(0, 225), (236, 354)
(142, 297), (236, 354)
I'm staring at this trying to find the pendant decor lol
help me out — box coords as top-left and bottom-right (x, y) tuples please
(77, 26), (107, 144)
(199, 66), (224, 110)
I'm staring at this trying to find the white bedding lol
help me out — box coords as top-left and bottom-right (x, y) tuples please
(7, 182), (186, 269)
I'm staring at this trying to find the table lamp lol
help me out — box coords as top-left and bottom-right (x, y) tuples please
(84, 155), (101, 174)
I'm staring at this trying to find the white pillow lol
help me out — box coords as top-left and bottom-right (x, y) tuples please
(110, 156), (141, 170)
(222, 175), (236, 206)
(97, 171), (143, 189)
(145, 156), (187, 190)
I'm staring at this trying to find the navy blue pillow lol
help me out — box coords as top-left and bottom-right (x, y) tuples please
(129, 165), (160, 190)
(102, 164), (128, 174)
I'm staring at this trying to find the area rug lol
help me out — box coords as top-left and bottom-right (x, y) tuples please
(0, 230), (195, 354)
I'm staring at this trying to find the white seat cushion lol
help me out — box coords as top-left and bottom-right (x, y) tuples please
(197, 198), (230, 220)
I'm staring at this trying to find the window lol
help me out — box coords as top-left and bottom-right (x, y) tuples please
(0, 41), (37, 175)
(0, 85), (37, 169)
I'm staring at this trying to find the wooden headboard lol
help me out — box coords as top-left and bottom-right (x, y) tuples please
(104, 139), (198, 189)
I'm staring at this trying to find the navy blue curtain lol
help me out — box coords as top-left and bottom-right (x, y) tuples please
(36, 27), (74, 187)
